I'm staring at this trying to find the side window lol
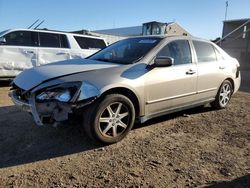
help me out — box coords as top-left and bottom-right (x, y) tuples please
(3, 31), (38, 46)
(157, 40), (192, 65)
(74, 36), (106, 49)
(193, 41), (217, 62)
(39, 32), (60, 48)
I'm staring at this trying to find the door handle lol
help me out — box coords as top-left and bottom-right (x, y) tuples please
(219, 66), (225, 70)
(186, 69), (196, 75)
(24, 50), (34, 54)
(56, 52), (67, 55)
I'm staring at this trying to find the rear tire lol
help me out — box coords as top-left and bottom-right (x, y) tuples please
(83, 94), (135, 144)
(211, 80), (233, 109)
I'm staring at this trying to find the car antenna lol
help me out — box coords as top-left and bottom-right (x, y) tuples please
(34, 20), (45, 29)
(27, 19), (40, 29)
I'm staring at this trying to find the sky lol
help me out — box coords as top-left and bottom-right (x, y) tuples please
(0, 0), (249, 39)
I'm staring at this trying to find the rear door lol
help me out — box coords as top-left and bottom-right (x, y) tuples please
(192, 40), (226, 100)
(145, 40), (198, 115)
(37, 32), (70, 66)
(0, 30), (38, 77)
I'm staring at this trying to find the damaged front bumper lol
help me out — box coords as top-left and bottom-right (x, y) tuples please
(9, 81), (100, 126)
(9, 89), (96, 126)
(9, 91), (44, 125)
(10, 90), (76, 126)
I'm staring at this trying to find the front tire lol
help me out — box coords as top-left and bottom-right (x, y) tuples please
(83, 94), (135, 144)
(211, 80), (233, 109)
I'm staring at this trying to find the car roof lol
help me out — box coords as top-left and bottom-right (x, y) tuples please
(128, 35), (212, 43)
(2, 28), (105, 40)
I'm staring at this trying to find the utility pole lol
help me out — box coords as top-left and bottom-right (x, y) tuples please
(225, 1), (229, 21)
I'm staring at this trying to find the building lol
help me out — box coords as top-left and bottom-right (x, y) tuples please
(71, 29), (127, 45)
(73, 21), (191, 45)
(95, 26), (142, 36)
(94, 21), (191, 37)
(220, 18), (250, 70)
(92, 21), (191, 44)
(141, 21), (190, 36)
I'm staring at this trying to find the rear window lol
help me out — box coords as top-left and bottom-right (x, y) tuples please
(39, 32), (69, 48)
(193, 41), (217, 62)
(74, 36), (106, 49)
(3, 31), (38, 46)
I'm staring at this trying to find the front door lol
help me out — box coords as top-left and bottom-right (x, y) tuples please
(0, 30), (38, 77)
(145, 40), (197, 116)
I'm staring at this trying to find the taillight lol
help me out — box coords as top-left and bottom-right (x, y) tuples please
(236, 66), (240, 78)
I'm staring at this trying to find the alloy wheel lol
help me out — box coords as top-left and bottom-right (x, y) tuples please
(219, 83), (232, 107)
(98, 102), (130, 138)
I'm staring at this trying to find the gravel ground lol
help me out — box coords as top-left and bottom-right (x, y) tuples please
(0, 77), (249, 187)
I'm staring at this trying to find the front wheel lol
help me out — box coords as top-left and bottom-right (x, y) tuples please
(83, 94), (135, 144)
(211, 80), (233, 109)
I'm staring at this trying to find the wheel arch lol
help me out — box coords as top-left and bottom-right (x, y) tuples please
(100, 87), (141, 118)
(225, 77), (235, 92)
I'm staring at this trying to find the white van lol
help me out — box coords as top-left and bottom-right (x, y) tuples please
(0, 29), (107, 79)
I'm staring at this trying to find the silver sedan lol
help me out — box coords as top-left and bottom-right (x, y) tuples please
(10, 36), (241, 144)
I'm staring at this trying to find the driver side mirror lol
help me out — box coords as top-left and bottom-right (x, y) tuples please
(154, 56), (174, 67)
(0, 37), (6, 44)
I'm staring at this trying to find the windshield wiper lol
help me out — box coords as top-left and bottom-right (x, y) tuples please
(95, 58), (112, 63)
(94, 58), (129, 65)
(132, 56), (144, 64)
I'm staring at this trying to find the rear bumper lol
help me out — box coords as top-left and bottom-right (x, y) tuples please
(233, 72), (241, 94)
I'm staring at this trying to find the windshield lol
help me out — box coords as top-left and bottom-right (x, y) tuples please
(0, 30), (9, 37)
(89, 37), (162, 64)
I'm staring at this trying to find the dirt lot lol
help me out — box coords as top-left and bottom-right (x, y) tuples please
(0, 75), (249, 187)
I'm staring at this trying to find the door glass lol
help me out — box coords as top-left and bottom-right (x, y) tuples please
(193, 41), (217, 62)
(157, 40), (192, 65)
(3, 31), (38, 46)
(39, 32), (60, 48)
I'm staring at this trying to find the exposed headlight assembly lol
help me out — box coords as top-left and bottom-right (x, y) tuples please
(36, 82), (81, 102)
(36, 89), (72, 102)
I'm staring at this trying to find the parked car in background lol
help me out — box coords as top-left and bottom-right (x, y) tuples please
(0, 28), (107, 79)
(10, 36), (241, 144)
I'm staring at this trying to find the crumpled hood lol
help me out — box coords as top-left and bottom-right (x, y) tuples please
(13, 58), (120, 91)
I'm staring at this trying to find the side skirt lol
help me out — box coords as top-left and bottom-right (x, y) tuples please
(139, 98), (215, 123)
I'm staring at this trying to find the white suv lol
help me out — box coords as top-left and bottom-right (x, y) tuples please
(0, 29), (107, 79)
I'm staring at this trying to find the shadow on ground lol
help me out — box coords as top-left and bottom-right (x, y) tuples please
(0, 104), (215, 169)
(0, 72), (249, 169)
(206, 174), (250, 188)
(0, 105), (103, 169)
(0, 80), (11, 87)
